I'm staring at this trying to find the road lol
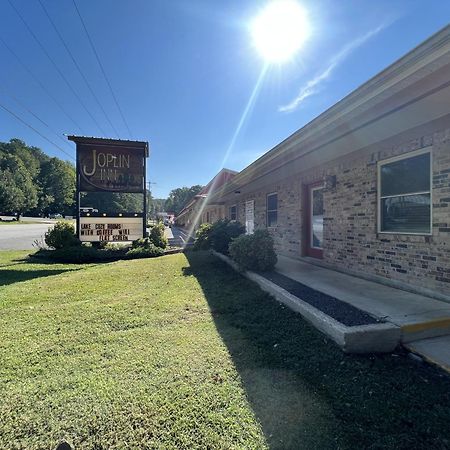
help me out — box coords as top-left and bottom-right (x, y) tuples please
(0, 218), (56, 250)
(0, 222), (192, 251)
(165, 226), (194, 247)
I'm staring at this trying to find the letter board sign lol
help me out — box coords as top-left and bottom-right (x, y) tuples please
(68, 136), (149, 241)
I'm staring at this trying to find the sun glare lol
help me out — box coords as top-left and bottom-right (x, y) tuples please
(250, 0), (310, 63)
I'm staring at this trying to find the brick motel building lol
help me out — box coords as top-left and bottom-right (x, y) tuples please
(183, 26), (450, 301)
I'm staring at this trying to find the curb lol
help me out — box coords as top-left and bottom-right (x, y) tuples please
(212, 251), (401, 354)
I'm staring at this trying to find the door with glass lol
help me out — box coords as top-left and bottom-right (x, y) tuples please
(306, 183), (324, 258)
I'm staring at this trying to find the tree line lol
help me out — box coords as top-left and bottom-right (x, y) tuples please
(0, 139), (75, 216)
(0, 138), (204, 218)
(164, 185), (203, 215)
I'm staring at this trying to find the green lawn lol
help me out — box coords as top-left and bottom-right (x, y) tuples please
(1, 250), (450, 449)
(0, 220), (39, 225)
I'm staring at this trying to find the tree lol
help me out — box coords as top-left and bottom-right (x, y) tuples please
(39, 158), (76, 215)
(0, 169), (25, 213)
(0, 154), (38, 213)
(0, 138), (75, 216)
(80, 192), (144, 214)
(165, 185), (203, 215)
(148, 197), (166, 218)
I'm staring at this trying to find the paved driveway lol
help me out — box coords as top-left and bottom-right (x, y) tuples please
(167, 226), (194, 247)
(0, 221), (55, 250)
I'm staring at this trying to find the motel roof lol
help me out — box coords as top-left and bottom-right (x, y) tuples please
(176, 168), (238, 219)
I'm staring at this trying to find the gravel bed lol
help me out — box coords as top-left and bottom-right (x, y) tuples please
(259, 271), (382, 327)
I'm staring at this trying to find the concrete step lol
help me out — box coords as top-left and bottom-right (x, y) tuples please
(405, 335), (450, 373)
(401, 317), (450, 343)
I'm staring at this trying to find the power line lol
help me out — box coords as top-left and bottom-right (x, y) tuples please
(0, 83), (74, 150)
(0, 101), (75, 162)
(37, 0), (120, 138)
(7, 0), (108, 137)
(0, 35), (84, 133)
(72, 0), (133, 139)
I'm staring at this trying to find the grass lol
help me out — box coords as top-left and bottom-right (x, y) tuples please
(0, 218), (73, 225)
(0, 220), (39, 225)
(1, 250), (450, 449)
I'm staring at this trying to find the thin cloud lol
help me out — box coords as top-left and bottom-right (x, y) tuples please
(279, 24), (387, 113)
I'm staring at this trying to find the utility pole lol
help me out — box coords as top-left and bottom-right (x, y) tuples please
(146, 181), (157, 219)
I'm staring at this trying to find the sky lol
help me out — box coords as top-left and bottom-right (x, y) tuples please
(1, 0), (449, 198)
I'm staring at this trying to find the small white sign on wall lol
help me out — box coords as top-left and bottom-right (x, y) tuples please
(79, 217), (143, 242)
(245, 200), (254, 234)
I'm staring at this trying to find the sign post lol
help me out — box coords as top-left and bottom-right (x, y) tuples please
(68, 136), (149, 243)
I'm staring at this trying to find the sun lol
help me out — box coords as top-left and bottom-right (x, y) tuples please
(250, 0), (310, 63)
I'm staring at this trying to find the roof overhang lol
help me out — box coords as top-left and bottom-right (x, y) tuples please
(68, 135), (149, 157)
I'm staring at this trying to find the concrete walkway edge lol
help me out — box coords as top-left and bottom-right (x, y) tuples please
(212, 251), (401, 354)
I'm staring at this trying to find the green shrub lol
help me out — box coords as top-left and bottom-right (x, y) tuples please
(194, 223), (213, 250)
(149, 222), (168, 249)
(33, 246), (120, 263)
(44, 221), (80, 249)
(129, 236), (165, 258)
(33, 239), (164, 263)
(229, 229), (277, 272)
(126, 244), (164, 259)
(209, 219), (245, 255)
(131, 237), (164, 250)
(92, 240), (108, 249)
(104, 242), (127, 251)
(132, 237), (149, 249)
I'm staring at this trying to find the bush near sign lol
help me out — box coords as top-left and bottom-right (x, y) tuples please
(78, 144), (144, 193)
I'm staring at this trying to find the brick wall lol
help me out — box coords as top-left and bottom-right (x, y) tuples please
(324, 128), (450, 295)
(225, 126), (450, 296)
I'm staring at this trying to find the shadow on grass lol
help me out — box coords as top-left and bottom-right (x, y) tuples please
(183, 251), (450, 450)
(0, 268), (80, 287)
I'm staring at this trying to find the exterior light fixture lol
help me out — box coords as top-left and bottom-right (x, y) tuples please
(102, 213), (107, 217)
(118, 213), (123, 217)
(86, 213), (90, 217)
(325, 175), (337, 189)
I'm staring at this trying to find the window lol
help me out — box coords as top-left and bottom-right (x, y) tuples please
(206, 211), (210, 223)
(378, 149), (431, 234)
(267, 193), (278, 227)
(229, 205), (237, 221)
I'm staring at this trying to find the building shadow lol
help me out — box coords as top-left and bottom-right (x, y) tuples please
(182, 251), (450, 450)
(0, 267), (80, 287)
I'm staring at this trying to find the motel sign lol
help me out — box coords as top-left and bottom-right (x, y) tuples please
(68, 136), (149, 242)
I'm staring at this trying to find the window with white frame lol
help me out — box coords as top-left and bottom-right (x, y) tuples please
(378, 149), (431, 234)
(267, 193), (278, 227)
(229, 205), (237, 221)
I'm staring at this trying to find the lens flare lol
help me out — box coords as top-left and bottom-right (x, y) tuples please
(251, 0), (310, 63)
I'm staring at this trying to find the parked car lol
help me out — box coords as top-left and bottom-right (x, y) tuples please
(48, 213), (63, 219)
(80, 207), (99, 214)
(0, 212), (19, 221)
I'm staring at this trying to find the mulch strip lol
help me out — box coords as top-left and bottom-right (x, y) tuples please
(259, 270), (382, 327)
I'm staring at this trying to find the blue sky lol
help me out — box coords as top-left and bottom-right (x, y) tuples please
(1, 0), (449, 198)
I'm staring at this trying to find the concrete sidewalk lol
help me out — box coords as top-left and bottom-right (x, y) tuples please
(165, 227), (194, 248)
(275, 255), (450, 370)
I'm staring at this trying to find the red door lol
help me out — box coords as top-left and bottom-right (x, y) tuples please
(305, 183), (324, 259)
